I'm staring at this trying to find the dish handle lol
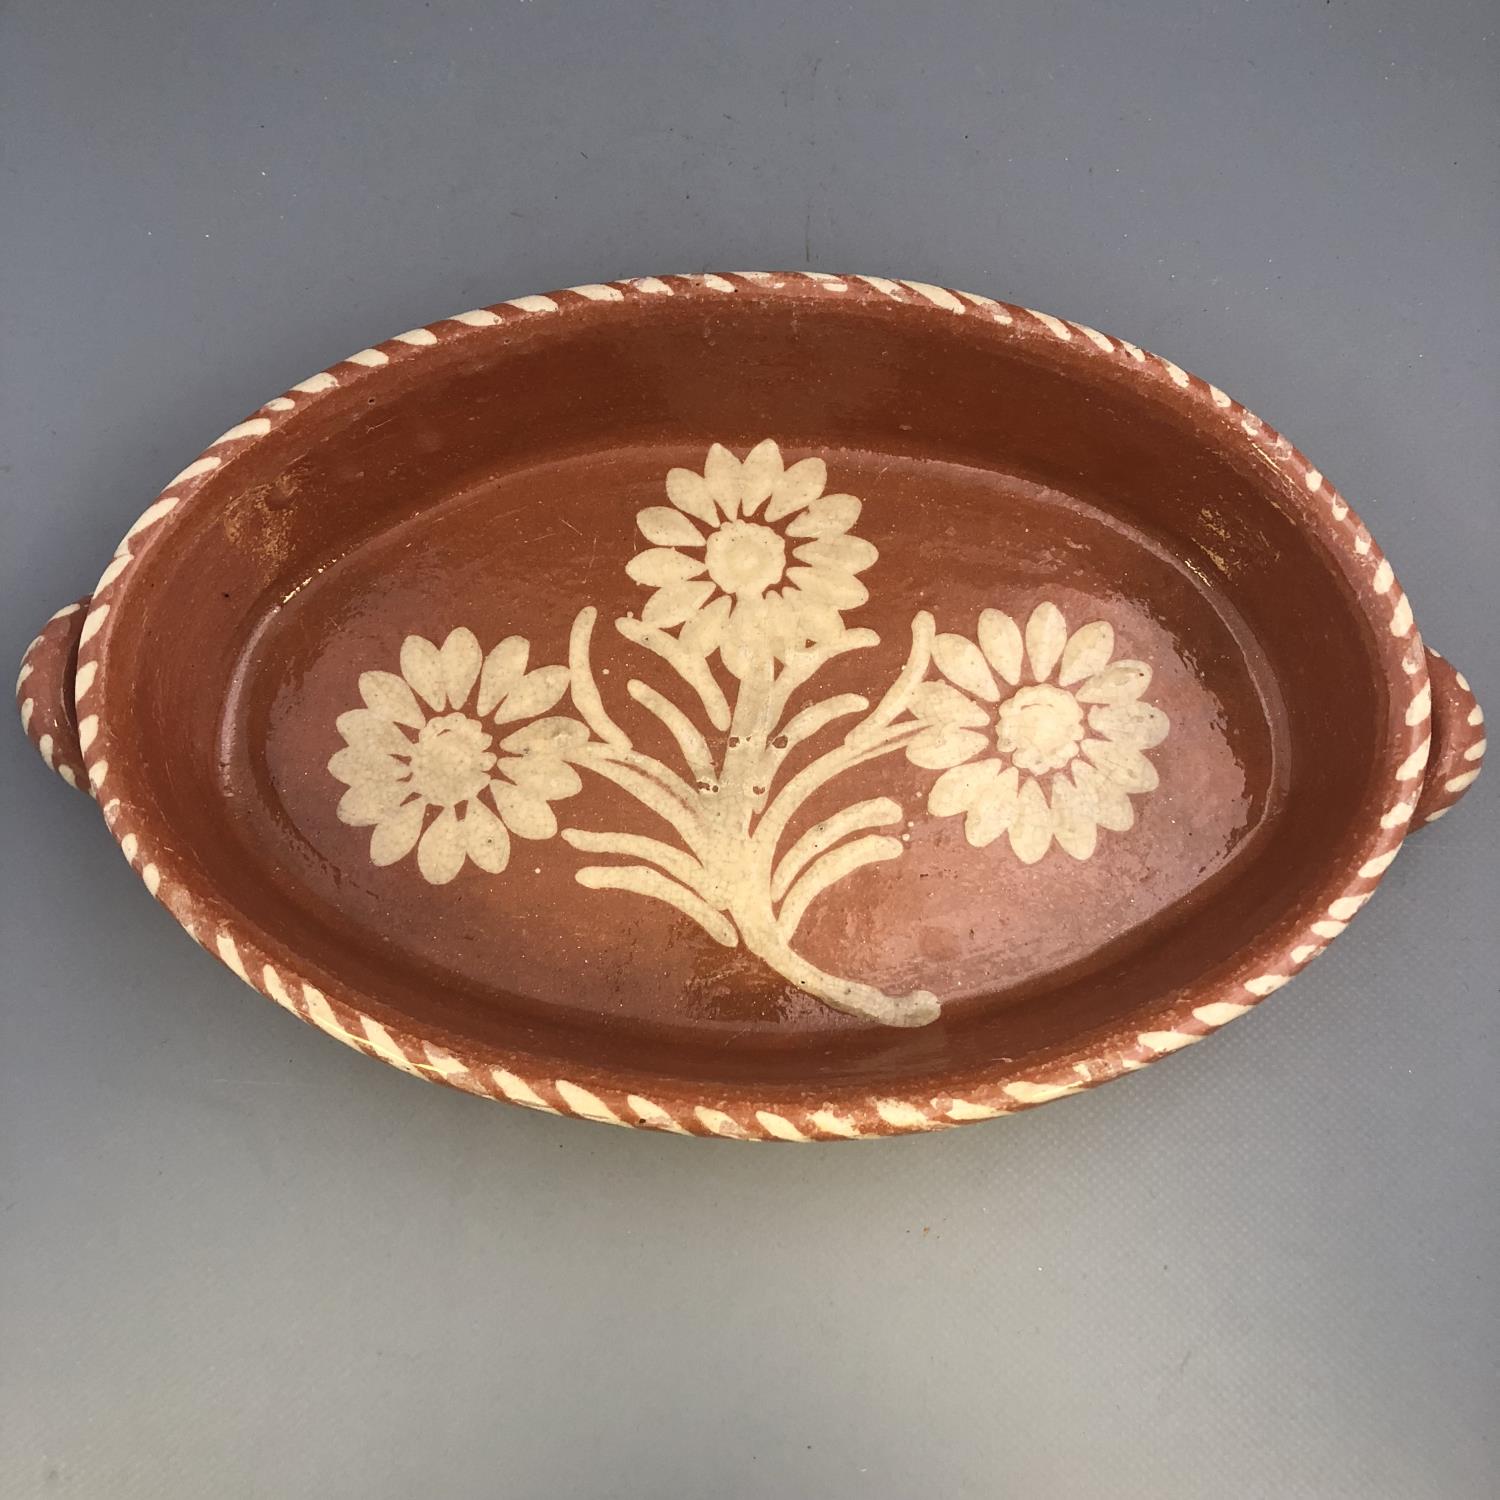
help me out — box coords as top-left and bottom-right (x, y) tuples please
(1415, 648), (1485, 827)
(16, 596), (93, 793)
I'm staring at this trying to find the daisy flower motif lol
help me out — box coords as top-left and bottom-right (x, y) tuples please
(330, 627), (586, 885)
(626, 439), (878, 678)
(907, 602), (1170, 864)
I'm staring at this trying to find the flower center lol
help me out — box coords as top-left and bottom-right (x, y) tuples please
(406, 713), (495, 806)
(704, 520), (786, 597)
(995, 684), (1085, 775)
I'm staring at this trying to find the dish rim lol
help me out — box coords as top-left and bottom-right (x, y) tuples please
(68, 271), (1434, 1140)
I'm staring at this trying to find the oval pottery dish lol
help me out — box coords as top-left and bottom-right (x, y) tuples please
(18, 273), (1486, 1140)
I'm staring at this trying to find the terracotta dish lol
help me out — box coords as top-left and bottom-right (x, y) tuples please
(17, 273), (1486, 1140)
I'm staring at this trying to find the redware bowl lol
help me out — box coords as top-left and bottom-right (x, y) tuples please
(16, 272), (1486, 1139)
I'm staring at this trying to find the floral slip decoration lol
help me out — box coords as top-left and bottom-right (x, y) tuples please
(330, 441), (1169, 1027)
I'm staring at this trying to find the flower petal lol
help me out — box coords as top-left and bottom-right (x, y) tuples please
(491, 782), (558, 840)
(966, 765), (1020, 847)
(359, 670), (425, 729)
(329, 746), (407, 786)
(929, 757), (1003, 817)
(1071, 760), (1135, 832)
(493, 666), (569, 724)
(626, 547), (707, 587)
(907, 727), (988, 770)
(783, 594), (843, 645)
(1008, 777), (1053, 864)
(761, 591), (799, 661)
(641, 578), (715, 629)
(1050, 774), (1098, 860)
(636, 506), (705, 548)
(439, 627), (482, 710)
(501, 756), (583, 800)
(499, 716), (589, 756)
(369, 799), (426, 866)
(703, 443), (743, 519)
(477, 636), (529, 716)
(680, 593), (731, 657)
(462, 798), (511, 873)
(1089, 701), (1170, 749)
(764, 456), (827, 522)
(665, 466), (718, 526)
(737, 439), (783, 516)
(719, 599), (769, 680)
(400, 634), (447, 711)
(978, 609), (1024, 686)
(1058, 620), (1115, 687)
(785, 565), (867, 610)
(339, 781), (413, 826)
(932, 633), (999, 702)
(1081, 738), (1159, 793)
(793, 535), (878, 575)
(336, 710), (413, 755)
(785, 493), (862, 537)
(911, 680), (990, 729)
(417, 805), (467, 884)
(1075, 660), (1152, 704)
(1024, 603), (1067, 682)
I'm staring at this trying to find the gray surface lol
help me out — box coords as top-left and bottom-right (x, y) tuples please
(2, 1), (1496, 1495)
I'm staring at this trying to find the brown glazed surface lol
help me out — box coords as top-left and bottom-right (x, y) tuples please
(21, 275), (1484, 1137)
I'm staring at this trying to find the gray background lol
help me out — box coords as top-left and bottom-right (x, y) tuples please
(2, 1), (1496, 1495)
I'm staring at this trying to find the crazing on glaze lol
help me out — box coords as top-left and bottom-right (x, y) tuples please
(329, 441), (1169, 1027)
